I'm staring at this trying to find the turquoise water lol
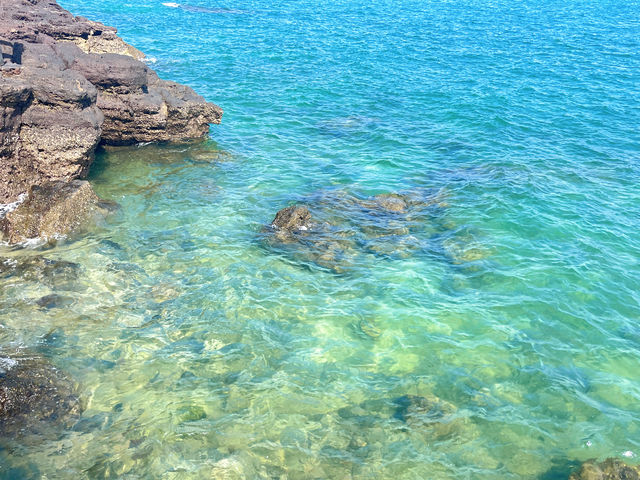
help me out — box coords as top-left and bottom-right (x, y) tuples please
(1, 0), (640, 477)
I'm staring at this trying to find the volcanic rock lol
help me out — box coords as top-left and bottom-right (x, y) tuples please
(271, 205), (313, 234)
(263, 189), (452, 271)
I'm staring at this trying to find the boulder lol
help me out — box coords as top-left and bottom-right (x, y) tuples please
(0, 349), (81, 436)
(0, 180), (107, 243)
(569, 458), (640, 480)
(271, 205), (313, 234)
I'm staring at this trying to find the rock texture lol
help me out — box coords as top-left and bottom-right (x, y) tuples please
(270, 205), (313, 237)
(0, 0), (223, 204)
(569, 458), (640, 480)
(0, 180), (109, 243)
(0, 349), (81, 436)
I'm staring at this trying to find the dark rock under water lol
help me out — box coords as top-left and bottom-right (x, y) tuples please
(0, 349), (81, 437)
(0, 255), (81, 289)
(262, 188), (462, 273)
(0, 180), (110, 244)
(569, 458), (640, 480)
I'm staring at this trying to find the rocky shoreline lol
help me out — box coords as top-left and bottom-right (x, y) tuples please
(0, 0), (222, 242)
(0, 0), (222, 437)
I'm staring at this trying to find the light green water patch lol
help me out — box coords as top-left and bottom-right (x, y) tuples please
(1, 141), (639, 479)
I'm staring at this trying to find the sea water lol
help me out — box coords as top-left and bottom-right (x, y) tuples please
(1, 0), (639, 477)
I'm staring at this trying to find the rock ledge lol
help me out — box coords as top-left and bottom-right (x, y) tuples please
(0, 0), (223, 205)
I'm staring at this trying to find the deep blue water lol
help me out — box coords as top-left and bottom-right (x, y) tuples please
(1, 0), (639, 477)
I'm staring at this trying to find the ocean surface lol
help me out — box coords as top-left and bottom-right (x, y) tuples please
(1, 0), (640, 478)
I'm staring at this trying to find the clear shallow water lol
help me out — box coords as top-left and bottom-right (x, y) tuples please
(1, 0), (640, 477)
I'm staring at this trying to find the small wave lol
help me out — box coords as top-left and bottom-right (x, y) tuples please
(143, 56), (158, 64)
(161, 2), (244, 13)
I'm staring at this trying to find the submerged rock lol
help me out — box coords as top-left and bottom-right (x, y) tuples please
(0, 255), (80, 288)
(0, 349), (81, 436)
(263, 188), (455, 271)
(569, 458), (640, 480)
(393, 394), (456, 426)
(0, 180), (109, 244)
(366, 193), (409, 213)
(264, 203), (353, 272)
(334, 393), (463, 441)
(36, 293), (75, 309)
(357, 318), (382, 339)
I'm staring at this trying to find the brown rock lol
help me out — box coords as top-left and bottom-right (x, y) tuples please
(271, 205), (313, 233)
(569, 458), (640, 480)
(0, 180), (106, 243)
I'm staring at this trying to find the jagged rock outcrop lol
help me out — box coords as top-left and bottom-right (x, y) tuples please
(0, 0), (144, 59)
(0, 60), (103, 203)
(0, 0), (223, 204)
(0, 180), (111, 243)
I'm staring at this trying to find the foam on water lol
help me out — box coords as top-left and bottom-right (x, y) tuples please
(0, 193), (26, 219)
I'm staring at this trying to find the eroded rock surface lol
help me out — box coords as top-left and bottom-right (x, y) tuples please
(271, 205), (313, 237)
(0, 0), (222, 203)
(0, 180), (108, 243)
(0, 349), (81, 436)
(569, 458), (640, 480)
